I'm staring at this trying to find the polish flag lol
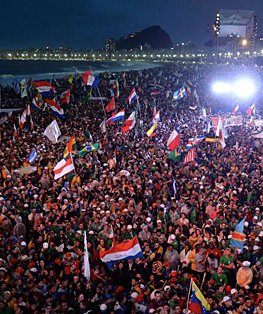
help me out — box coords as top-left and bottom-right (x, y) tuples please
(105, 97), (115, 113)
(82, 69), (92, 85)
(121, 111), (136, 133)
(167, 130), (180, 151)
(54, 155), (75, 180)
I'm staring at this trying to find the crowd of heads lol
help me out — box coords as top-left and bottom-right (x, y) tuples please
(0, 63), (262, 314)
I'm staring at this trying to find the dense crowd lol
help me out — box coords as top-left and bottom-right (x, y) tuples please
(0, 63), (262, 314)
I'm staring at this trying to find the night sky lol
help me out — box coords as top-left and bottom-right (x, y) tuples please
(0, 0), (262, 49)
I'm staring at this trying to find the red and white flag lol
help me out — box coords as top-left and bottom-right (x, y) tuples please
(105, 97), (115, 113)
(216, 116), (226, 148)
(19, 107), (29, 129)
(54, 155), (75, 180)
(232, 104), (239, 115)
(246, 103), (255, 116)
(121, 111), (136, 133)
(183, 148), (196, 164)
(60, 89), (71, 105)
(167, 130), (180, 151)
(82, 69), (92, 85)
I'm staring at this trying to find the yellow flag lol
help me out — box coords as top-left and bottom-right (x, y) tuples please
(146, 122), (158, 137)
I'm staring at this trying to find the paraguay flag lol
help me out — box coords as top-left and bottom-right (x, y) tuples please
(106, 109), (125, 124)
(33, 81), (56, 98)
(230, 217), (246, 252)
(99, 237), (143, 269)
(44, 99), (65, 119)
(128, 88), (137, 104)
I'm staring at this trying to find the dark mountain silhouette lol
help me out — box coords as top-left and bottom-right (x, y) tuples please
(116, 25), (172, 50)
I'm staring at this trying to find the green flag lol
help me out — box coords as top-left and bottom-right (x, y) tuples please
(168, 150), (181, 163)
(78, 143), (99, 156)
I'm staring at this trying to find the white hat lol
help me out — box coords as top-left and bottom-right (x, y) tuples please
(164, 285), (170, 292)
(170, 234), (176, 240)
(160, 204), (165, 208)
(231, 288), (237, 295)
(100, 304), (107, 311)
(127, 225), (132, 230)
(244, 221), (249, 227)
(131, 292), (138, 299)
(253, 245), (260, 251)
(30, 267), (38, 273)
(253, 216), (258, 220)
(157, 220), (162, 224)
(146, 217), (151, 222)
(255, 207), (260, 211)
(257, 222), (262, 227)
(255, 237), (260, 242)
(222, 296), (231, 303)
(123, 208), (129, 213)
(88, 230), (94, 235)
(242, 261), (250, 267)
(43, 242), (49, 249)
(21, 241), (26, 246)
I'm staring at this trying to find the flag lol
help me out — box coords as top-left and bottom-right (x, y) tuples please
(33, 81), (56, 96)
(19, 108), (28, 129)
(172, 177), (177, 197)
(54, 154), (75, 180)
(28, 148), (37, 164)
(100, 121), (106, 133)
(173, 86), (187, 100)
(128, 88), (137, 104)
(63, 136), (77, 158)
(114, 80), (119, 98)
(86, 76), (100, 88)
(68, 74), (74, 85)
(83, 231), (90, 281)
(99, 237), (143, 269)
(167, 130), (180, 151)
(146, 122), (158, 137)
(216, 116), (226, 148)
(44, 120), (61, 143)
(153, 110), (160, 123)
(60, 89), (71, 105)
(168, 150), (181, 163)
(232, 104), (239, 115)
(13, 124), (18, 141)
(105, 97), (115, 113)
(186, 136), (206, 149)
(189, 281), (210, 314)
(82, 69), (92, 85)
(106, 109), (125, 124)
(230, 217), (246, 251)
(246, 103), (256, 116)
(205, 138), (219, 143)
(31, 97), (42, 111)
(202, 108), (207, 117)
(121, 111), (136, 133)
(184, 148), (196, 164)
(78, 144), (99, 156)
(44, 99), (65, 119)
(20, 79), (28, 98)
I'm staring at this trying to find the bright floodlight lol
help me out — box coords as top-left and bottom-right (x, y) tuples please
(212, 81), (231, 94)
(233, 78), (256, 99)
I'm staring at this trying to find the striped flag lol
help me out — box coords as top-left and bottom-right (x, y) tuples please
(63, 136), (77, 158)
(183, 148), (196, 164)
(28, 148), (37, 164)
(230, 217), (246, 252)
(167, 130), (180, 151)
(83, 231), (91, 281)
(54, 154), (75, 180)
(246, 103), (256, 116)
(121, 111), (136, 133)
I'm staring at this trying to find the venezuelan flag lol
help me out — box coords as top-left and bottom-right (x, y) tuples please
(230, 217), (246, 251)
(189, 281), (210, 313)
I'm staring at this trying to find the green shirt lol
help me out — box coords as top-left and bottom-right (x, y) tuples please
(220, 255), (234, 273)
(212, 272), (228, 286)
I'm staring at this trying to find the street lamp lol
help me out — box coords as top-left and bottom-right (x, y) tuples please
(241, 39), (248, 46)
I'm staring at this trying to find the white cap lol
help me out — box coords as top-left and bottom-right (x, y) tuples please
(222, 296), (231, 303)
(253, 216), (258, 220)
(21, 241), (26, 246)
(146, 217), (151, 222)
(131, 292), (138, 299)
(100, 304), (107, 311)
(43, 242), (49, 249)
(164, 285), (170, 291)
(88, 230), (94, 235)
(127, 225), (132, 230)
(244, 221), (249, 227)
(157, 220), (162, 223)
(170, 234), (176, 240)
(253, 245), (260, 250)
(255, 207), (260, 211)
(242, 261), (250, 267)
(30, 267), (38, 273)
(231, 288), (237, 295)
(257, 222), (262, 227)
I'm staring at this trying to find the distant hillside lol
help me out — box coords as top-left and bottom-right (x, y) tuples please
(116, 26), (172, 50)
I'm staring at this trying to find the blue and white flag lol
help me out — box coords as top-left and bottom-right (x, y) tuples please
(173, 86), (187, 100)
(28, 149), (37, 164)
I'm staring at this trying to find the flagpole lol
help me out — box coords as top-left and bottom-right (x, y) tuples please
(97, 88), (108, 136)
(186, 278), (193, 313)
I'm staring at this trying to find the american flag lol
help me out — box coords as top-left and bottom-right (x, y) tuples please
(183, 148), (196, 164)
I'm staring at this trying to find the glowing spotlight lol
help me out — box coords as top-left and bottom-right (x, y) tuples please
(212, 81), (231, 94)
(233, 79), (256, 99)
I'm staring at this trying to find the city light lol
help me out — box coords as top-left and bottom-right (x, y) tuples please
(241, 39), (248, 46)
